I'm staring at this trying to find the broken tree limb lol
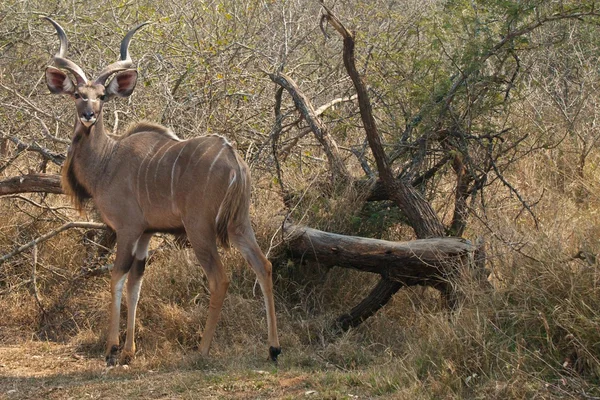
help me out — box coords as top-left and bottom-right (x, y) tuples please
(7, 136), (65, 166)
(0, 173), (63, 196)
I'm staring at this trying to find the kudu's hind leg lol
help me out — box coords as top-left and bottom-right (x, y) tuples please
(230, 221), (281, 362)
(121, 233), (153, 364)
(105, 231), (141, 366)
(187, 229), (230, 357)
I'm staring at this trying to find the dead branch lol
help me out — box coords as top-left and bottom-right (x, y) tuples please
(6, 136), (65, 166)
(320, 2), (445, 239)
(284, 222), (485, 329)
(0, 173), (63, 196)
(267, 70), (352, 183)
(314, 94), (357, 116)
(271, 86), (287, 198)
(0, 221), (107, 264)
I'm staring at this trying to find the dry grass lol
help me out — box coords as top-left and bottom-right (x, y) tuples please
(1, 157), (599, 399)
(2, 126), (600, 400)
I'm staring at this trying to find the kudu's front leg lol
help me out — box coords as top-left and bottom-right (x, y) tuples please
(105, 232), (139, 366)
(121, 233), (153, 364)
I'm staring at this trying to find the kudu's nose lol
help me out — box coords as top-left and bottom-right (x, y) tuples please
(83, 111), (95, 120)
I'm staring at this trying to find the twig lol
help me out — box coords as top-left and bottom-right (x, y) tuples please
(33, 113), (70, 145)
(31, 244), (46, 316)
(0, 279), (32, 295)
(339, 143), (374, 178)
(0, 221), (107, 264)
(489, 158), (539, 228)
(0, 146), (24, 174)
(279, 128), (311, 160)
(0, 83), (68, 125)
(314, 94), (357, 116)
(8, 194), (73, 212)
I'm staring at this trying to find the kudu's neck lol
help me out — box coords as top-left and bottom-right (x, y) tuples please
(70, 110), (117, 196)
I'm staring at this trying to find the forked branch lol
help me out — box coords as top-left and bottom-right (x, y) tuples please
(268, 71), (352, 184)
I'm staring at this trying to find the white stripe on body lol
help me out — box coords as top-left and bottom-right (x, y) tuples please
(170, 142), (190, 205)
(201, 144), (226, 201)
(189, 139), (221, 170)
(146, 141), (180, 205)
(139, 140), (173, 207)
(135, 142), (161, 205)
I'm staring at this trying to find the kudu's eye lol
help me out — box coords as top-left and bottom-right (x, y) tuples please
(73, 93), (81, 99)
(99, 94), (107, 101)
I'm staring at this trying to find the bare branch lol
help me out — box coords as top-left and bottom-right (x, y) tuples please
(321, 2), (445, 239)
(0, 83), (68, 125)
(268, 70), (351, 183)
(314, 94), (357, 116)
(0, 222), (107, 265)
(6, 136), (65, 166)
(271, 86), (287, 199)
(0, 174), (63, 196)
(33, 113), (70, 145)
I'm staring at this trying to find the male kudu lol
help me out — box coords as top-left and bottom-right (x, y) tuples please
(43, 17), (280, 366)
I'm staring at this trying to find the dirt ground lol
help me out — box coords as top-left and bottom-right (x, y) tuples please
(0, 341), (370, 400)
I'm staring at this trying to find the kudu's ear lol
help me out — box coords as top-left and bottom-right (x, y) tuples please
(45, 66), (76, 95)
(106, 69), (138, 99)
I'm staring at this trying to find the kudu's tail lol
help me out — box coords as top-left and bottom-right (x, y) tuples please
(215, 153), (251, 248)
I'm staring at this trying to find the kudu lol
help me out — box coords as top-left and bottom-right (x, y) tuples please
(43, 17), (280, 366)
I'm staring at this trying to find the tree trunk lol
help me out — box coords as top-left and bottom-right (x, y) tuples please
(319, 4), (450, 328)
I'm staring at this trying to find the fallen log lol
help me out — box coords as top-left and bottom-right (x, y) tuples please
(284, 223), (475, 284)
(283, 223), (482, 329)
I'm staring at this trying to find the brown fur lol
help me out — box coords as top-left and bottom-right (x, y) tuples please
(122, 121), (180, 141)
(215, 151), (250, 248)
(61, 142), (91, 212)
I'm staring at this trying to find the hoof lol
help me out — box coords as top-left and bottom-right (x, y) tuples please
(268, 346), (282, 363)
(120, 351), (134, 365)
(105, 345), (119, 367)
